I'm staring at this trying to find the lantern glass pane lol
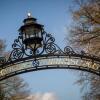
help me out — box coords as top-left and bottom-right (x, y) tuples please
(34, 28), (41, 37)
(24, 27), (35, 35)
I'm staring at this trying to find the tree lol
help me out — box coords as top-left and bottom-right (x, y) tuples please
(68, 0), (100, 99)
(69, 0), (100, 55)
(0, 76), (30, 100)
(0, 86), (5, 100)
(0, 39), (30, 100)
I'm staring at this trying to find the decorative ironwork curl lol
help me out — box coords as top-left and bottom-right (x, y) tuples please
(10, 48), (24, 60)
(32, 59), (39, 67)
(0, 57), (6, 64)
(12, 36), (23, 49)
(45, 34), (55, 43)
(45, 43), (56, 54)
(64, 46), (75, 55)
(8, 35), (25, 61)
(43, 32), (63, 55)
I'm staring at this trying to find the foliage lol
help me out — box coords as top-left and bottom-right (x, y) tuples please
(69, 0), (100, 55)
(75, 72), (100, 100)
(0, 40), (30, 100)
(69, 0), (100, 99)
(0, 76), (30, 100)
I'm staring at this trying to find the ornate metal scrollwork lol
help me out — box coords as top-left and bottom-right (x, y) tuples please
(8, 34), (25, 62)
(45, 43), (56, 54)
(32, 59), (39, 67)
(1, 29), (100, 64)
(7, 31), (72, 63)
(64, 46), (75, 55)
(0, 57), (6, 64)
(43, 33), (63, 55)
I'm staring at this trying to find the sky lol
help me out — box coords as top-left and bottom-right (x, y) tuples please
(0, 0), (84, 100)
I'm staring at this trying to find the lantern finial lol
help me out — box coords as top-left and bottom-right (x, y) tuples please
(27, 12), (32, 18)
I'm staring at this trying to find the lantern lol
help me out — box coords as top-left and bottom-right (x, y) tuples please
(19, 13), (44, 52)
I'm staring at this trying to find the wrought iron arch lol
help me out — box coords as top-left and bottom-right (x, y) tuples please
(0, 30), (100, 81)
(0, 14), (100, 81)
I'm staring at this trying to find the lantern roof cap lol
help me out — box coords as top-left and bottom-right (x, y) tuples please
(23, 12), (37, 24)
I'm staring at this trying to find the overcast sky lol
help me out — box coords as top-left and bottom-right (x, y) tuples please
(0, 0), (84, 100)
